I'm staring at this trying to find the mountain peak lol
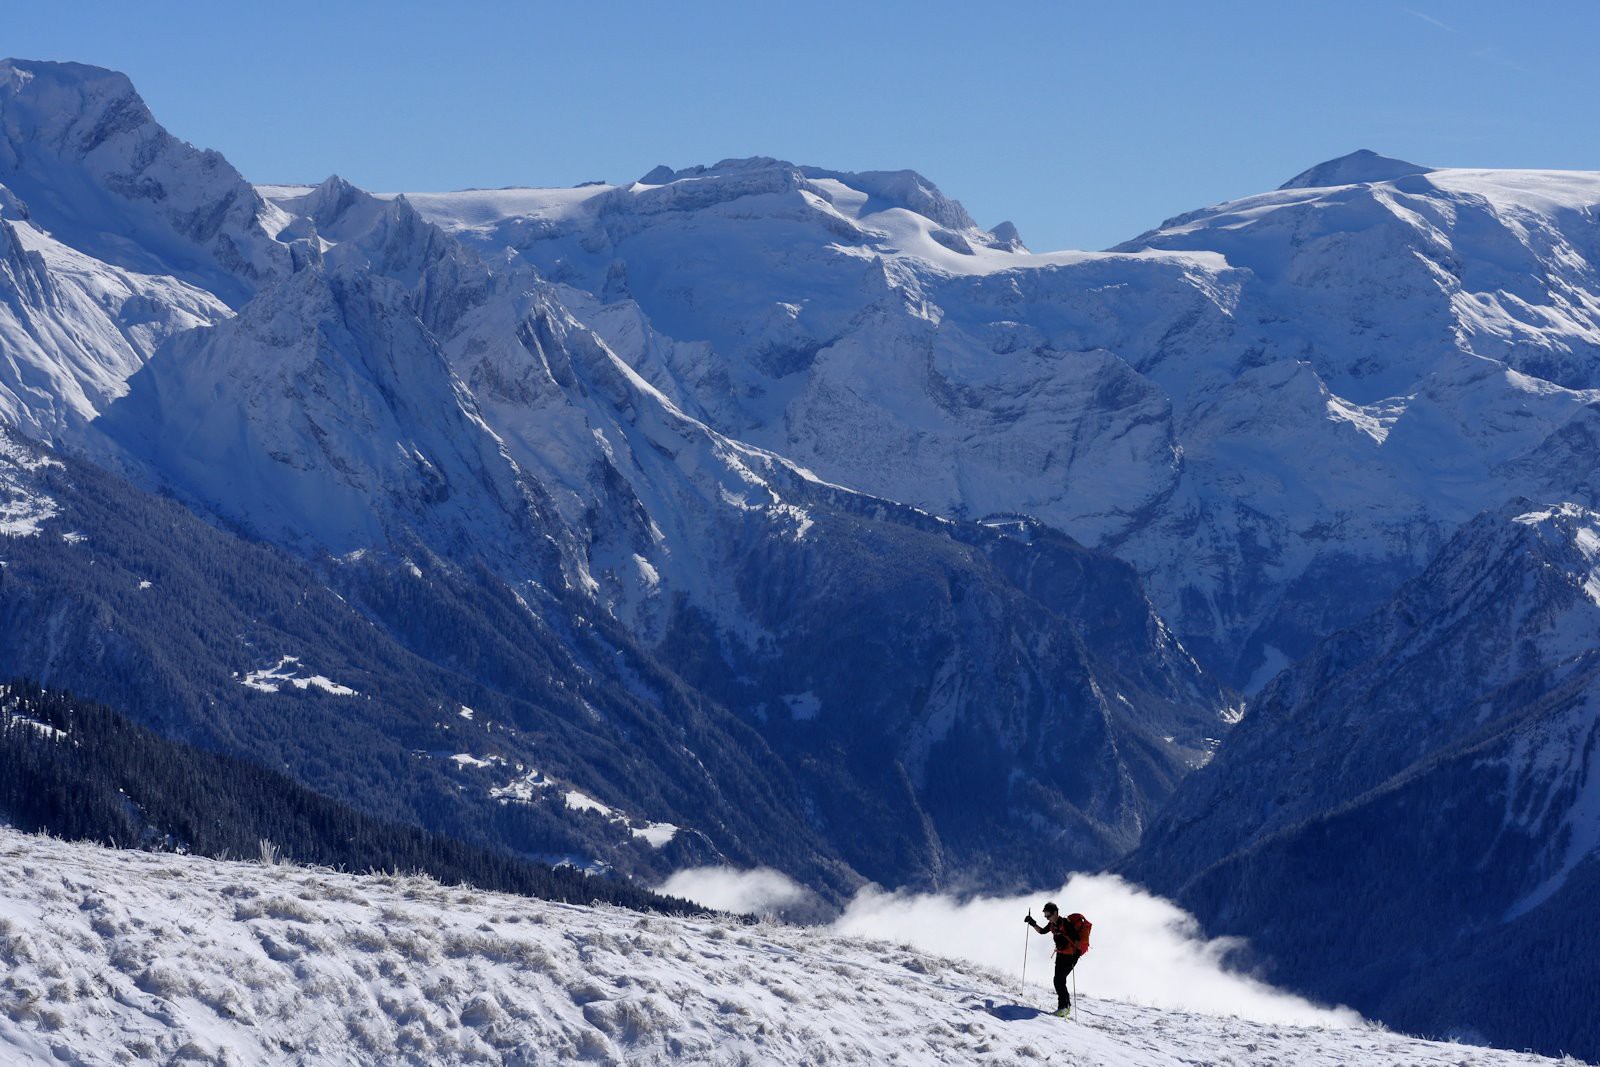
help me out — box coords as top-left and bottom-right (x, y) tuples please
(1279, 149), (1431, 190)
(301, 173), (373, 223)
(0, 57), (134, 92)
(627, 157), (978, 231)
(634, 157), (791, 185)
(0, 57), (149, 159)
(987, 220), (1027, 251)
(0, 57), (284, 305)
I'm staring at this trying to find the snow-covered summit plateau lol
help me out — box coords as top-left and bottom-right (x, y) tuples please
(0, 829), (1573, 1067)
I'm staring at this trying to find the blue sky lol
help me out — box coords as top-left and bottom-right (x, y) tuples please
(7, 0), (1597, 251)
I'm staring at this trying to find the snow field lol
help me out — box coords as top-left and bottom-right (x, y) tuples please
(0, 830), (1578, 1066)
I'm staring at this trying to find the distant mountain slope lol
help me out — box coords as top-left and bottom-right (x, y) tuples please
(0, 828), (1569, 1067)
(0, 425), (836, 892)
(1122, 501), (1600, 1058)
(386, 153), (1600, 687)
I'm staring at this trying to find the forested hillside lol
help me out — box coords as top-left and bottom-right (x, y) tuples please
(0, 679), (688, 912)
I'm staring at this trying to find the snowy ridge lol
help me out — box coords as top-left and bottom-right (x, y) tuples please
(0, 829), (1570, 1067)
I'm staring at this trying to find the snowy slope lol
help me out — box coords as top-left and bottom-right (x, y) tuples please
(0, 181), (232, 441)
(379, 153), (1600, 687)
(0, 828), (1573, 1067)
(0, 213), (227, 438)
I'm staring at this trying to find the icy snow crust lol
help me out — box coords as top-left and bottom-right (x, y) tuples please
(0, 830), (1568, 1067)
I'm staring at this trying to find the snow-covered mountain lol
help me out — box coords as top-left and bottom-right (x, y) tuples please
(1, 60), (1234, 895)
(0, 828), (1572, 1067)
(390, 152), (1600, 687)
(1122, 500), (1600, 1058)
(0, 59), (287, 437)
(88, 172), (1230, 887)
(0, 60), (284, 300)
(9, 50), (1600, 1057)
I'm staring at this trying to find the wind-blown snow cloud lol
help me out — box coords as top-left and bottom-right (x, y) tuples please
(829, 872), (1364, 1027)
(666, 865), (1360, 1026)
(658, 866), (812, 915)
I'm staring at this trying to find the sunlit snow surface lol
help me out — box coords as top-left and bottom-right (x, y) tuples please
(0, 831), (1573, 1066)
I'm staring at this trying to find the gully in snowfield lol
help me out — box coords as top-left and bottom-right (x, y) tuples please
(1025, 902), (1090, 1017)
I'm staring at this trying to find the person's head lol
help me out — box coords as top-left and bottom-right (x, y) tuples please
(1042, 902), (1059, 919)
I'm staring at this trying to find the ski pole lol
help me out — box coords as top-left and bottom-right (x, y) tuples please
(1021, 916), (1031, 997)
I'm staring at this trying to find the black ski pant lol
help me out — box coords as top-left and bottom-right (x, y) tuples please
(1053, 952), (1079, 1010)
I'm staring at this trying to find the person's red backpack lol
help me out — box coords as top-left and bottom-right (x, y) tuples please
(1066, 913), (1092, 955)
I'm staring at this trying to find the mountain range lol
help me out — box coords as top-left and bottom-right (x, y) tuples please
(4, 55), (1600, 1057)
(0, 58), (1230, 899)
